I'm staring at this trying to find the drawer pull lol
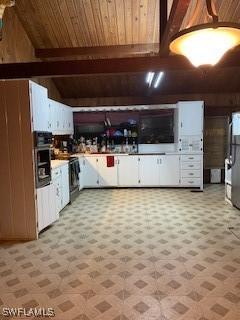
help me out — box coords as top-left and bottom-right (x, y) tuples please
(188, 157), (194, 160)
(188, 181), (194, 184)
(189, 173), (194, 176)
(188, 165), (194, 167)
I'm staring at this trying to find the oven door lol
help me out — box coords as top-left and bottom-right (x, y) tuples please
(35, 148), (51, 188)
(69, 159), (80, 198)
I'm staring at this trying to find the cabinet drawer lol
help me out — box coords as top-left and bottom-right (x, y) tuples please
(181, 162), (201, 170)
(181, 155), (202, 162)
(181, 170), (201, 178)
(181, 178), (201, 186)
(52, 168), (61, 180)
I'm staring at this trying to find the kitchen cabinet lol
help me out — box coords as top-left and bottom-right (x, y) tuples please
(61, 163), (70, 208)
(118, 156), (139, 186)
(49, 99), (74, 135)
(83, 157), (99, 187)
(52, 163), (70, 214)
(37, 184), (57, 232)
(159, 155), (180, 186)
(138, 156), (159, 186)
(30, 81), (50, 132)
(177, 101), (203, 136)
(98, 156), (118, 186)
(78, 157), (85, 190)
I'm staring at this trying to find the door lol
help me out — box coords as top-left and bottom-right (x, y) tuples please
(83, 157), (99, 187)
(61, 164), (70, 208)
(231, 142), (240, 209)
(159, 155), (180, 186)
(30, 82), (50, 132)
(118, 156), (139, 186)
(98, 156), (118, 186)
(138, 156), (159, 186)
(79, 157), (84, 190)
(178, 101), (203, 136)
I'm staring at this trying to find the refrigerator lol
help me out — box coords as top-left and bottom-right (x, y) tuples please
(231, 113), (240, 209)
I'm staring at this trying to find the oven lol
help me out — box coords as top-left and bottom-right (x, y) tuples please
(69, 157), (80, 202)
(34, 132), (52, 188)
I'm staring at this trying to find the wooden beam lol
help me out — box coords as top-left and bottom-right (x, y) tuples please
(159, 0), (168, 50)
(0, 55), (193, 79)
(64, 93), (240, 108)
(1, 48), (240, 79)
(160, 0), (191, 55)
(35, 43), (159, 59)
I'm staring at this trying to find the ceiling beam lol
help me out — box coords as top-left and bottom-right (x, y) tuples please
(1, 48), (240, 79)
(160, 0), (191, 55)
(0, 55), (193, 79)
(35, 43), (159, 59)
(64, 93), (240, 108)
(159, 0), (168, 51)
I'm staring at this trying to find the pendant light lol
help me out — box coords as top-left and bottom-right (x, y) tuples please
(169, 0), (240, 67)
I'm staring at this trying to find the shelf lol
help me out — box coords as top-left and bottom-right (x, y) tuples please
(38, 162), (48, 166)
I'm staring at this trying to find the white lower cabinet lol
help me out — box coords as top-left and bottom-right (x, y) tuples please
(80, 154), (202, 189)
(52, 164), (70, 215)
(98, 156), (118, 186)
(159, 155), (180, 186)
(118, 156), (139, 186)
(83, 157), (99, 187)
(61, 164), (70, 207)
(138, 156), (159, 186)
(37, 184), (57, 232)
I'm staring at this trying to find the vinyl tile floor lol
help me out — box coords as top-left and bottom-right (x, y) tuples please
(0, 185), (240, 320)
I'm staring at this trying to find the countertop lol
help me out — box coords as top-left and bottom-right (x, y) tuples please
(71, 152), (180, 157)
(51, 159), (69, 169)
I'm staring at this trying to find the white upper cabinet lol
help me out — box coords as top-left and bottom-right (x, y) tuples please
(138, 156), (159, 186)
(177, 101), (203, 136)
(118, 156), (139, 186)
(30, 81), (50, 132)
(49, 99), (73, 135)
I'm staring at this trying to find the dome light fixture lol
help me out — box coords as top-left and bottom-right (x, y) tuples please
(169, 0), (240, 67)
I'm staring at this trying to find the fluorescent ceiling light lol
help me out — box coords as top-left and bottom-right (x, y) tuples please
(146, 72), (155, 86)
(153, 72), (164, 88)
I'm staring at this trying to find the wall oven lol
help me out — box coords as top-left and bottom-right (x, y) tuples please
(34, 132), (52, 188)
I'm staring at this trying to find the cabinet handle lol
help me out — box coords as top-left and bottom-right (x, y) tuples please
(118, 159), (120, 164)
(188, 181), (194, 184)
(157, 159), (159, 164)
(138, 180), (141, 184)
(189, 165), (194, 167)
(159, 159), (162, 164)
(189, 173), (194, 176)
(188, 157), (194, 160)
(181, 122), (183, 128)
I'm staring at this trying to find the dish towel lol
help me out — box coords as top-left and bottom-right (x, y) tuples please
(107, 156), (114, 167)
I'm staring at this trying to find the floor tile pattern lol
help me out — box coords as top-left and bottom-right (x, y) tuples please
(0, 185), (240, 319)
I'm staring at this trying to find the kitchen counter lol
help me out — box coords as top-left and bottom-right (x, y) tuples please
(72, 152), (181, 157)
(51, 160), (69, 169)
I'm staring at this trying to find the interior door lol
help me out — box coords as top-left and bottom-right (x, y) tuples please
(98, 156), (118, 186)
(138, 156), (159, 186)
(118, 156), (139, 186)
(159, 155), (180, 186)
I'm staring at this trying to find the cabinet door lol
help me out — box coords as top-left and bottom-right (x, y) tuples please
(98, 156), (118, 186)
(79, 158), (84, 190)
(159, 155), (180, 186)
(118, 156), (139, 186)
(178, 101), (203, 136)
(48, 183), (58, 224)
(65, 107), (74, 134)
(139, 156), (159, 186)
(83, 157), (99, 187)
(30, 82), (50, 132)
(61, 164), (70, 208)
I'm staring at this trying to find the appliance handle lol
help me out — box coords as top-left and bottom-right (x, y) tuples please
(228, 122), (233, 161)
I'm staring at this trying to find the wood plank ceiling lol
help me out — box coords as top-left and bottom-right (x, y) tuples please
(15, 0), (160, 52)
(12, 0), (240, 100)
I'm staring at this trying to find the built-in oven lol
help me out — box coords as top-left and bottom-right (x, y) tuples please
(34, 132), (52, 188)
